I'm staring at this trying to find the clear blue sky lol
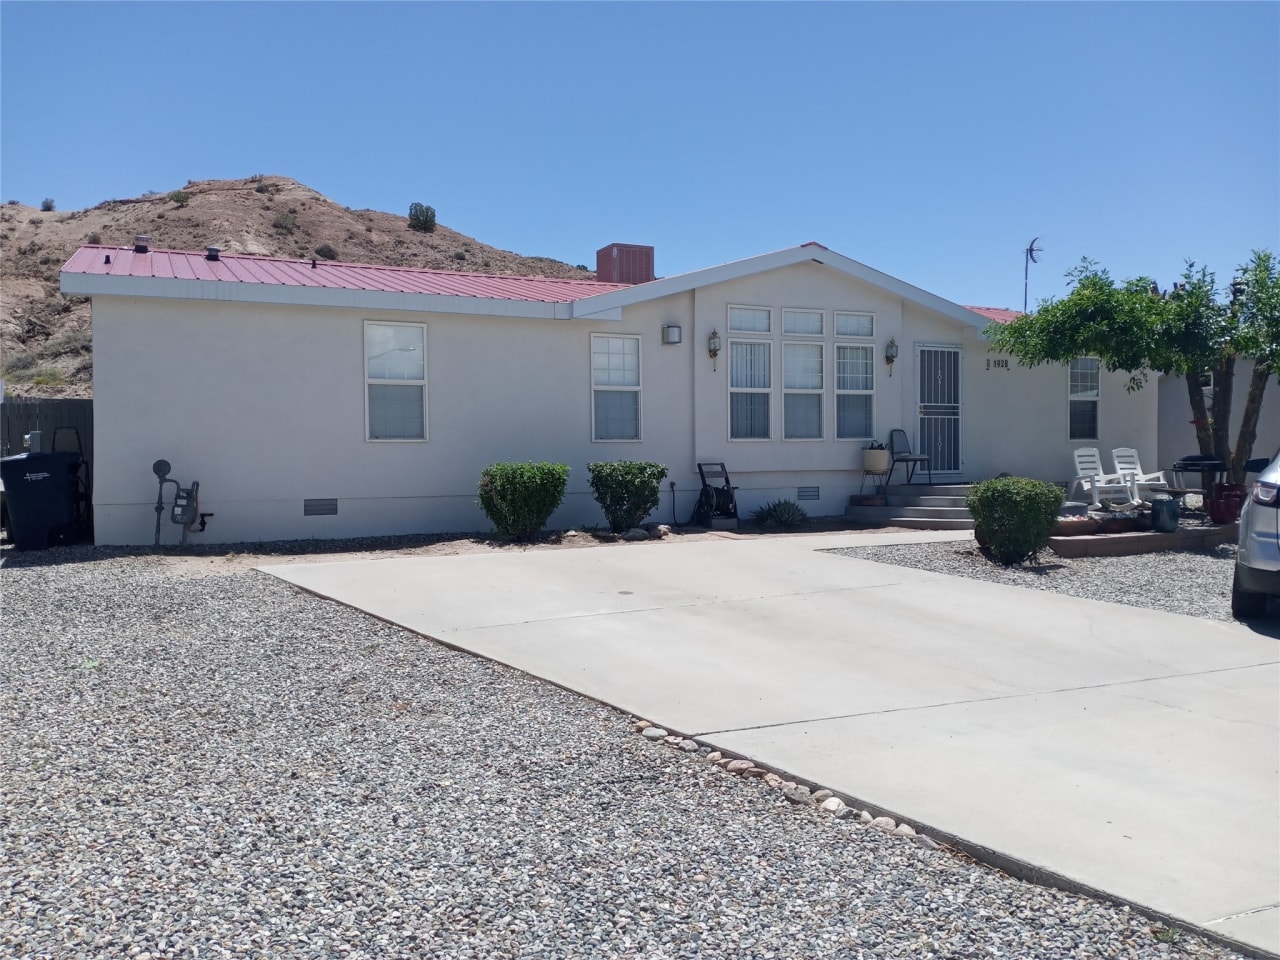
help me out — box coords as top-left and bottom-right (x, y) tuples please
(2, 1), (1276, 309)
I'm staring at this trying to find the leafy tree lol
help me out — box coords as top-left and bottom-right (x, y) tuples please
(985, 251), (1279, 483)
(167, 190), (191, 208)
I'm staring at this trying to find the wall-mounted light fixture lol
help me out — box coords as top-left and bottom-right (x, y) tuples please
(708, 328), (722, 371)
(884, 337), (899, 377)
(661, 323), (683, 345)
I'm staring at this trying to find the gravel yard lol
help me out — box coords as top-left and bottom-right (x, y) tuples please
(829, 540), (1244, 622)
(1, 540), (1252, 959)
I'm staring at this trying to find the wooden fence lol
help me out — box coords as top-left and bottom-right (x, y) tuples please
(0, 398), (94, 478)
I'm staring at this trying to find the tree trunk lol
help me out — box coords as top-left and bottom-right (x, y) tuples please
(1210, 356), (1234, 466)
(1187, 375), (1212, 455)
(1229, 360), (1274, 483)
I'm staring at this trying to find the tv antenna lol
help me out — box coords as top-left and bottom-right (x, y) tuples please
(1023, 237), (1043, 314)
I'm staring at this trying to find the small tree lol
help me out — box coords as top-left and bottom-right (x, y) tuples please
(408, 202), (436, 233)
(39, 198), (54, 212)
(477, 461), (568, 541)
(986, 251), (1279, 483)
(587, 461), (668, 533)
(167, 190), (191, 208)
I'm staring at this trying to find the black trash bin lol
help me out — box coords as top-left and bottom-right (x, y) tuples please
(0, 451), (83, 550)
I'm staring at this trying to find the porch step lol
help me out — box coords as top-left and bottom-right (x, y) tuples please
(846, 482), (975, 530)
(844, 505), (975, 530)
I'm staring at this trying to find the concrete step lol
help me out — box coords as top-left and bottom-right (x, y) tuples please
(885, 495), (969, 508)
(844, 505), (975, 530)
(883, 483), (972, 497)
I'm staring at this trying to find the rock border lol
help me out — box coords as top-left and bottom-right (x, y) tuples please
(631, 719), (1273, 960)
(634, 721), (938, 847)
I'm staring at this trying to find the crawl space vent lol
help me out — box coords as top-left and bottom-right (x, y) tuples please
(797, 486), (820, 501)
(303, 498), (339, 517)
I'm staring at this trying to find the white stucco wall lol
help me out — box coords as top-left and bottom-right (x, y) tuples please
(1157, 363), (1280, 469)
(89, 261), (1164, 545)
(91, 294), (696, 544)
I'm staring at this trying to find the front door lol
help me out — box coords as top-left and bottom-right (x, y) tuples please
(917, 345), (961, 473)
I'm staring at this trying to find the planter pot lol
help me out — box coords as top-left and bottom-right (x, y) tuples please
(1207, 483), (1247, 524)
(863, 449), (890, 473)
(1149, 498), (1180, 533)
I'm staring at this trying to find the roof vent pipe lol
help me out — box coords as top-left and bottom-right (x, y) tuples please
(205, 246), (220, 262)
(133, 235), (150, 254)
(103, 254), (111, 265)
(311, 259), (317, 269)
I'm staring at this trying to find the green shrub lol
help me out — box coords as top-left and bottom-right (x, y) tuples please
(477, 461), (569, 541)
(408, 202), (436, 233)
(751, 499), (809, 530)
(966, 476), (1064, 566)
(587, 461), (668, 533)
(272, 211), (297, 235)
(40, 198), (55, 212)
(86, 232), (101, 245)
(314, 243), (339, 260)
(167, 190), (191, 208)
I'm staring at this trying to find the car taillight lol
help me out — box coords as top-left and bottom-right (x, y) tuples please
(1252, 480), (1279, 505)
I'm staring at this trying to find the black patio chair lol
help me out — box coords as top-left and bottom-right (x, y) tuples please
(887, 428), (932, 485)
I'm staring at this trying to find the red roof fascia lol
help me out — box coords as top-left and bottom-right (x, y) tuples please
(964, 305), (1022, 324)
(62, 246), (633, 304)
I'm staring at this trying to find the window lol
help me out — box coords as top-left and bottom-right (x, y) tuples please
(783, 343), (823, 439)
(591, 334), (641, 441)
(366, 322), (425, 440)
(835, 312), (874, 338)
(729, 305), (771, 333)
(730, 340), (771, 439)
(783, 309), (823, 336)
(836, 344), (874, 439)
(1068, 357), (1099, 440)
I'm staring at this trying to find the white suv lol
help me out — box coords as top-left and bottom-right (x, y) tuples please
(1233, 449), (1280, 619)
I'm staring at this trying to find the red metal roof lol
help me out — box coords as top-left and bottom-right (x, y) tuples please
(964, 305), (1022, 324)
(61, 245), (633, 303)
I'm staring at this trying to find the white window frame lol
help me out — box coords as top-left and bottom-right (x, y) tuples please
(590, 333), (643, 442)
(835, 311), (875, 339)
(728, 338), (772, 441)
(835, 342), (875, 441)
(364, 320), (427, 442)
(1068, 357), (1100, 441)
(728, 304), (772, 334)
(782, 341), (823, 441)
(782, 308), (824, 337)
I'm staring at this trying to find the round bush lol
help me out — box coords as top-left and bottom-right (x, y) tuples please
(587, 461), (668, 533)
(966, 476), (1064, 565)
(477, 461), (568, 541)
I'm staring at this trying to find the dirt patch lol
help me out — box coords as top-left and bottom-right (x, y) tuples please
(150, 523), (919, 577)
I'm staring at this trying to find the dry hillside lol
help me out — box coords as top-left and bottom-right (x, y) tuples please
(0, 176), (595, 398)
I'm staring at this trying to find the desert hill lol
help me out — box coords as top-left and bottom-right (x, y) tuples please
(0, 176), (595, 398)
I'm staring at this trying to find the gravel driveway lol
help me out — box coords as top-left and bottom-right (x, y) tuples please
(1, 541), (1254, 959)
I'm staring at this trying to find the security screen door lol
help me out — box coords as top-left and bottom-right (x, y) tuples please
(917, 346), (961, 473)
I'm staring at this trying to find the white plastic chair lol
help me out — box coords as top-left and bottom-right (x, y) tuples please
(1111, 448), (1169, 501)
(1070, 447), (1135, 506)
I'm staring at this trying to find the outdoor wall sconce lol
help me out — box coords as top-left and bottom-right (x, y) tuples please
(661, 323), (683, 345)
(884, 337), (899, 377)
(708, 329), (722, 371)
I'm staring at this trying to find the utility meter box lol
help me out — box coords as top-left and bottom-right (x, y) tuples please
(171, 482), (199, 526)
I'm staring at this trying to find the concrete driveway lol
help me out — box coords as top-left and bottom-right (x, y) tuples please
(261, 531), (1280, 956)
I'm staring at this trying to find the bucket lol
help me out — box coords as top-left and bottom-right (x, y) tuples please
(1150, 497), (1179, 533)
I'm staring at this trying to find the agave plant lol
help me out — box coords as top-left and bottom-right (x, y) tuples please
(751, 499), (809, 530)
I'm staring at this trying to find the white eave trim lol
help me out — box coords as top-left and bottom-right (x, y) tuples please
(569, 245), (988, 330)
(59, 272), (600, 321)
